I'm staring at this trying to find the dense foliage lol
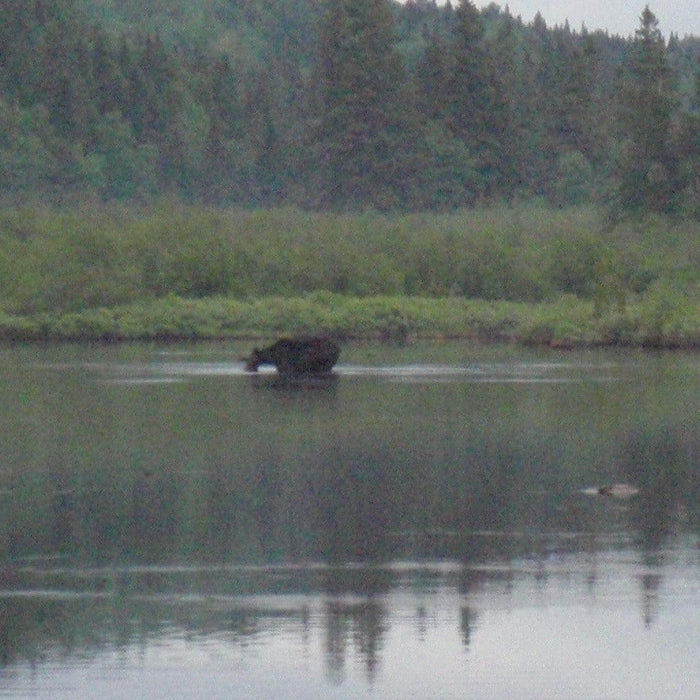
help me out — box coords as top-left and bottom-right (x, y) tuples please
(0, 2), (698, 347)
(1, 1), (699, 214)
(1, 203), (695, 311)
(0, 204), (697, 346)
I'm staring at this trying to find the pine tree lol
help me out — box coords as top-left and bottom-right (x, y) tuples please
(449, 0), (487, 143)
(199, 56), (245, 203)
(615, 6), (676, 214)
(416, 34), (454, 123)
(315, 0), (417, 209)
(446, 0), (509, 200)
(674, 59), (700, 217)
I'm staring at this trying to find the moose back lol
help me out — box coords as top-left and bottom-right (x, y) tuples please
(244, 336), (340, 375)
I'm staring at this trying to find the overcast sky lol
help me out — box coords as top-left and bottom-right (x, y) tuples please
(476, 1), (700, 38)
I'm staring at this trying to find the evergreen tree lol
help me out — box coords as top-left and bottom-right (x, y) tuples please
(1, 0), (699, 211)
(449, 0), (487, 142)
(199, 55), (245, 203)
(91, 29), (125, 117)
(444, 0), (510, 200)
(315, 0), (418, 209)
(416, 34), (454, 123)
(615, 6), (676, 214)
(480, 10), (521, 198)
(243, 69), (285, 203)
(674, 60), (700, 217)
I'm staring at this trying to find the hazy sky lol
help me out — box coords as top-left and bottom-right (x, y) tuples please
(476, 1), (700, 38)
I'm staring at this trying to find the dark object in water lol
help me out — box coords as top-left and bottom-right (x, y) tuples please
(245, 336), (340, 375)
(581, 483), (640, 499)
(597, 483), (640, 498)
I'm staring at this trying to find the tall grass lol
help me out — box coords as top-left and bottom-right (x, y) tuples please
(0, 202), (697, 346)
(0, 293), (697, 348)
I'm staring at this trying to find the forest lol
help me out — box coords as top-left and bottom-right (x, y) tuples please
(0, 1), (698, 345)
(1, 0), (699, 215)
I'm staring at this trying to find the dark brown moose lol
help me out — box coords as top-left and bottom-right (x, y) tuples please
(244, 336), (340, 375)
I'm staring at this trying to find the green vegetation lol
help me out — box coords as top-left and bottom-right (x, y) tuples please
(0, 4), (698, 346)
(1, 2), (700, 215)
(0, 204), (697, 347)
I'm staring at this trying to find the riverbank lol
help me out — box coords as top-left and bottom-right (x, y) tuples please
(1, 293), (698, 349)
(1, 204), (697, 348)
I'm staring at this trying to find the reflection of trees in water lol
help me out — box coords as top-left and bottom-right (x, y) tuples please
(311, 446), (398, 563)
(639, 571), (663, 628)
(0, 548), (695, 676)
(460, 606), (476, 647)
(5, 418), (697, 565)
(1, 421), (698, 658)
(619, 426), (698, 548)
(615, 425), (698, 627)
(324, 600), (386, 685)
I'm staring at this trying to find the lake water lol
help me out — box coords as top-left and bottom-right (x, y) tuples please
(0, 341), (698, 699)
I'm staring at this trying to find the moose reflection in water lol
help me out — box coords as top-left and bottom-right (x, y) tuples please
(244, 335), (340, 375)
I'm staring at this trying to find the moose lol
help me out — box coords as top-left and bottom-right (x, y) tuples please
(244, 335), (340, 375)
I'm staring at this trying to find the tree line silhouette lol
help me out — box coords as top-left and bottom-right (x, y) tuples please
(1, 1), (699, 215)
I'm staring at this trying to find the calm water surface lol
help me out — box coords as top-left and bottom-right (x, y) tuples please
(0, 341), (698, 699)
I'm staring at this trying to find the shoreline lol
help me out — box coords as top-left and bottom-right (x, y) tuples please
(1, 294), (698, 350)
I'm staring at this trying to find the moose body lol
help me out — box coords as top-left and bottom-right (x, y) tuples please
(245, 336), (340, 375)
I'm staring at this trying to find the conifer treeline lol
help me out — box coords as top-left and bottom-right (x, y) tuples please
(1, 0), (699, 215)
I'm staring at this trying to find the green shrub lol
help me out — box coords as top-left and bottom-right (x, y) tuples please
(0, 203), (696, 347)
